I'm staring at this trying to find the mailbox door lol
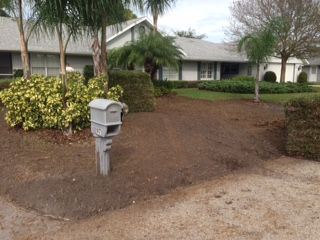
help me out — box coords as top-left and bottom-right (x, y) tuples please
(106, 104), (122, 124)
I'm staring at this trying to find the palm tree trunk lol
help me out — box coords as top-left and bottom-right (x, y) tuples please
(153, 14), (158, 32)
(91, 31), (102, 76)
(100, 19), (107, 75)
(17, 0), (31, 79)
(100, 18), (109, 94)
(255, 63), (260, 102)
(57, 26), (72, 135)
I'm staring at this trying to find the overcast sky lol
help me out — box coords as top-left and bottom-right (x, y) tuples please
(138, 0), (234, 43)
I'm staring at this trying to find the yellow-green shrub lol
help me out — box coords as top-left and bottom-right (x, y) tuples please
(0, 75), (122, 131)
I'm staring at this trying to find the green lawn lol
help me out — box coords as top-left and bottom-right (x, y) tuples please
(174, 88), (320, 104)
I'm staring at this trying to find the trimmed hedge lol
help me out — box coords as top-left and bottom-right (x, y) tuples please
(285, 96), (320, 160)
(297, 72), (308, 84)
(263, 71), (277, 83)
(198, 80), (314, 94)
(109, 71), (155, 112)
(153, 80), (207, 89)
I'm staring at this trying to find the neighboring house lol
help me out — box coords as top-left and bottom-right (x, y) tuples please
(0, 16), (152, 78)
(161, 37), (304, 82)
(0, 16), (305, 82)
(302, 57), (320, 82)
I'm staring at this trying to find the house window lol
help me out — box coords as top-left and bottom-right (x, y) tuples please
(221, 63), (240, 79)
(0, 52), (12, 75)
(162, 67), (179, 80)
(31, 53), (60, 76)
(312, 66), (317, 74)
(200, 62), (213, 80)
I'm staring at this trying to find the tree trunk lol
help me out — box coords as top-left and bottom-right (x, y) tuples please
(255, 63), (260, 103)
(153, 14), (158, 32)
(100, 18), (109, 95)
(91, 32), (102, 76)
(280, 56), (288, 83)
(57, 27), (72, 135)
(100, 19), (107, 76)
(17, 0), (31, 79)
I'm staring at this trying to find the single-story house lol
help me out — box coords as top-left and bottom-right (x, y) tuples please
(0, 16), (305, 82)
(163, 37), (304, 82)
(302, 57), (320, 82)
(0, 16), (152, 78)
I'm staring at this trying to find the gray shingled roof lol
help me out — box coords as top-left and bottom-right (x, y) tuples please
(306, 56), (320, 65)
(174, 37), (248, 62)
(0, 17), (145, 55)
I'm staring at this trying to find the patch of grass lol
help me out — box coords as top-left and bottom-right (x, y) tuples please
(174, 88), (320, 104)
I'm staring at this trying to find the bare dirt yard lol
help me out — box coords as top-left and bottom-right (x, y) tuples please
(0, 96), (285, 220)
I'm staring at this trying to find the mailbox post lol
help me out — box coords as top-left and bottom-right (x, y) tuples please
(88, 99), (123, 176)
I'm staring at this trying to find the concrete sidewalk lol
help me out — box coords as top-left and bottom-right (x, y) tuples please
(2, 156), (320, 240)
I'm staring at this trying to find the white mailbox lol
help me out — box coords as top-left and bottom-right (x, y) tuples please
(89, 99), (122, 138)
(88, 99), (123, 176)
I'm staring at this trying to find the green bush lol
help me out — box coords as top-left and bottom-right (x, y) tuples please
(0, 75), (105, 130)
(231, 76), (255, 81)
(263, 71), (277, 83)
(0, 79), (14, 91)
(153, 80), (208, 89)
(154, 86), (171, 97)
(109, 71), (155, 112)
(83, 65), (94, 83)
(285, 96), (320, 160)
(13, 69), (23, 78)
(198, 80), (314, 94)
(297, 72), (308, 84)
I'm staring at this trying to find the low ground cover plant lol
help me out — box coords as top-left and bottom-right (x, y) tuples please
(285, 96), (320, 160)
(199, 79), (314, 94)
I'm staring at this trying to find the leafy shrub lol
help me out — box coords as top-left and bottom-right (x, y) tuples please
(154, 86), (172, 97)
(109, 71), (155, 112)
(153, 80), (206, 89)
(83, 65), (94, 83)
(231, 76), (255, 81)
(107, 85), (124, 101)
(0, 75), (106, 131)
(297, 72), (308, 84)
(13, 69), (23, 78)
(285, 96), (320, 160)
(0, 79), (14, 91)
(198, 80), (314, 94)
(263, 71), (277, 83)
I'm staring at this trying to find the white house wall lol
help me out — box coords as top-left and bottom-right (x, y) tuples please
(250, 62), (301, 83)
(303, 66), (319, 82)
(181, 61), (198, 80)
(66, 55), (93, 73)
(108, 30), (132, 49)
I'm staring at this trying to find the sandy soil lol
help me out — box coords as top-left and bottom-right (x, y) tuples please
(0, 96), (285, 219)
(1, 156), (320, 240)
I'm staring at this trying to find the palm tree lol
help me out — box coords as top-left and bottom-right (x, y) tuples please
(109, 32), (182, 80)
(238, 26), (277, 102)
(73, 0), (143, 91)
(1, 0), (36, 79)
(144, 0), (176, 31)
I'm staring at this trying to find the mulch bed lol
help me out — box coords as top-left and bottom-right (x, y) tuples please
(0, 96), (285, 219)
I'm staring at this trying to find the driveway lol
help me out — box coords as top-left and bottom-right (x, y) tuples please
(1, 156), (320, 240)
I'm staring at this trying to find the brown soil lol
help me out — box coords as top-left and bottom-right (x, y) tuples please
(0, 96), (285, 220)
